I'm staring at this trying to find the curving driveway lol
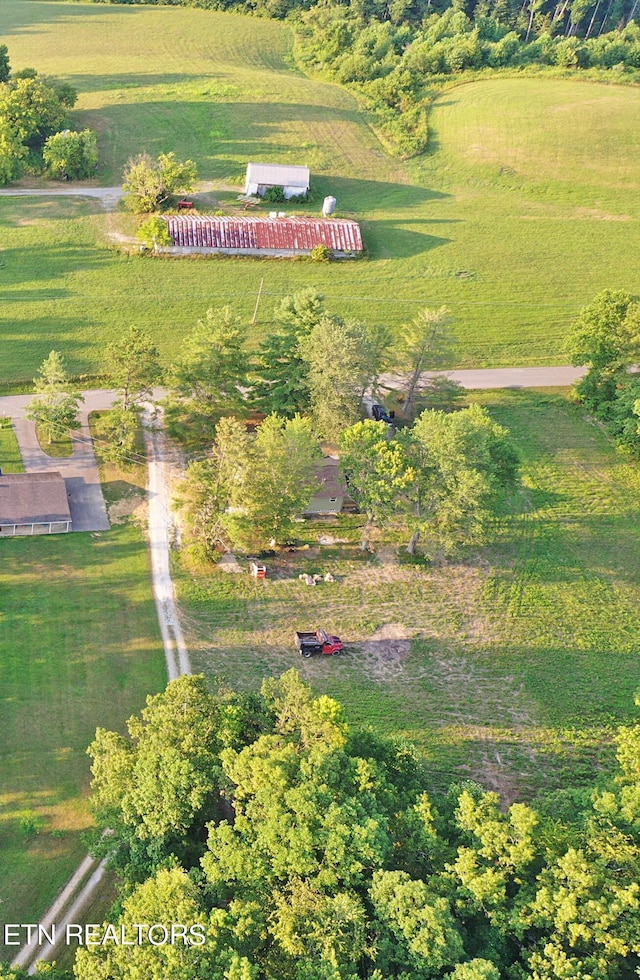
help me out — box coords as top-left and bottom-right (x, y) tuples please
(0, 390), (117, 532)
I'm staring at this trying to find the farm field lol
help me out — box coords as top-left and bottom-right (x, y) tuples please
(0, 3), (640, 380)
(0, 471), (166, 938)
(177, 390), (640, 802)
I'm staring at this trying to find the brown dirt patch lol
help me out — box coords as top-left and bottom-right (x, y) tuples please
(108, 494), (147, 526)
(352, 623), (413, 681)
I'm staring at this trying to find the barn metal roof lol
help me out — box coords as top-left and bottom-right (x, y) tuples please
(164, 216), (363, 253)
(245, 163), (310, 188)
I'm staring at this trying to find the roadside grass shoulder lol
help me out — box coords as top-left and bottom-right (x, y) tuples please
(0, 424), (165, 937)
(175, 390), (640, 802)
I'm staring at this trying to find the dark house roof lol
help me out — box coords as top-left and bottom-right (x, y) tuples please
(304, 457), (356, 515)
(314, 458), (349, 498)
(164, 216), (363, 253)
(0, 472), (71, 525)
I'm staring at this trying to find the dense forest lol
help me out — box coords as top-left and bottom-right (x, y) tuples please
(5, 670), (634, 980)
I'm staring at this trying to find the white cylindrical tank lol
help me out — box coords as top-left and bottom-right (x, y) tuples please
(322, 196), (336, 217)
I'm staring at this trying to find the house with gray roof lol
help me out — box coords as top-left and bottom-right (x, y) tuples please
(0, 472), (71, 535)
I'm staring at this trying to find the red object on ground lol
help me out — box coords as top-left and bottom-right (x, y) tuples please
(295, 629), (344, 657)
(177, 199), (194, 210)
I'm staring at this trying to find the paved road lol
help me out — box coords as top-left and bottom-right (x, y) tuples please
(380, 365), (587, 391)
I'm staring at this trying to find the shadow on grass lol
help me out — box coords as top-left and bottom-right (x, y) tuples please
(0, 243), (109, 289)
(363, 222), (449, 259)
(1, 1), (141, 35)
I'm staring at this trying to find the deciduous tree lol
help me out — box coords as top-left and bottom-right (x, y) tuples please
(105, 325), (161, 410)
(88, 674), (225, 879)
(566, 289), (638, 373)
(166, 307), (248, 448)
(339, 419), (415, 548)
(0, 44), (10, 84)
(400, 404), (519, 553)
(299, 316), (388, 440)
(250, 288), (325, 417)
(42, 128), (98, 179)
(122, 151), (197, 213)
(26, 350), (83, 445)
(0, 118), (25, 184)
(137, 214), (172, 252)
(231, 413), (321, 547)
(395, 305), (453, 416)
(93, 404), (140, 468)
(174, 416), (251, 557)
(0, 77), (69, 148)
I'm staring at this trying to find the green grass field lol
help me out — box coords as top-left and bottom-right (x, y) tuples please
(0, 464), (166, 938)
(0, 422), (24, 472)
(0, 3), (639, 381)
(176, 390), (640, 802)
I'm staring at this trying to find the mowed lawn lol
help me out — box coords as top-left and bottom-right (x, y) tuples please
(177, 391), (640, 802)
(0, 3), (639, 379)
(0, 519), (166, 936)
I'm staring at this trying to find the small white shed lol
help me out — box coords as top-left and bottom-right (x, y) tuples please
(244, 163), (310, 200)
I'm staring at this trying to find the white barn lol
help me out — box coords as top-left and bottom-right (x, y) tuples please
(244, 163), (310, 200)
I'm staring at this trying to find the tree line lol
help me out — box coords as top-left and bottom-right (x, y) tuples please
(0, 46), (97, 184)
(294, 7), (640, 155)
(3, 669), (639, 980)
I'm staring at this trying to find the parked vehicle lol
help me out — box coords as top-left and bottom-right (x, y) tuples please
(371, 404), (395, 424)
(295, 629), (344, 657)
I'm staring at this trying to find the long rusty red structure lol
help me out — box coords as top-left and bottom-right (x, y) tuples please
(163, 215), (363, 254)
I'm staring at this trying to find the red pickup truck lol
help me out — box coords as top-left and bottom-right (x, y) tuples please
(295, 630), (344, 657)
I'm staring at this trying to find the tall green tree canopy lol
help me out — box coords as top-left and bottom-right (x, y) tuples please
(25, 350), (83, 445)
(299, 315), (389, 440)
(250, 288), (325, 417)
(166, 307), (248, 448)
(400, 404), (519, 553)
(176, 413), (321, 552)
(0, 44), (10, 84)
(122, 151), (197, 213)
(79, 671), (640, 980)
(566, 289), (639, 372)
(0, 57), (79, 184)
(105, 325), (161, 410)
(339, 419), (415, 548)
(567, 290), (640, 454)
(42, 128), (98, 179)
(395, 305), (453, 416)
